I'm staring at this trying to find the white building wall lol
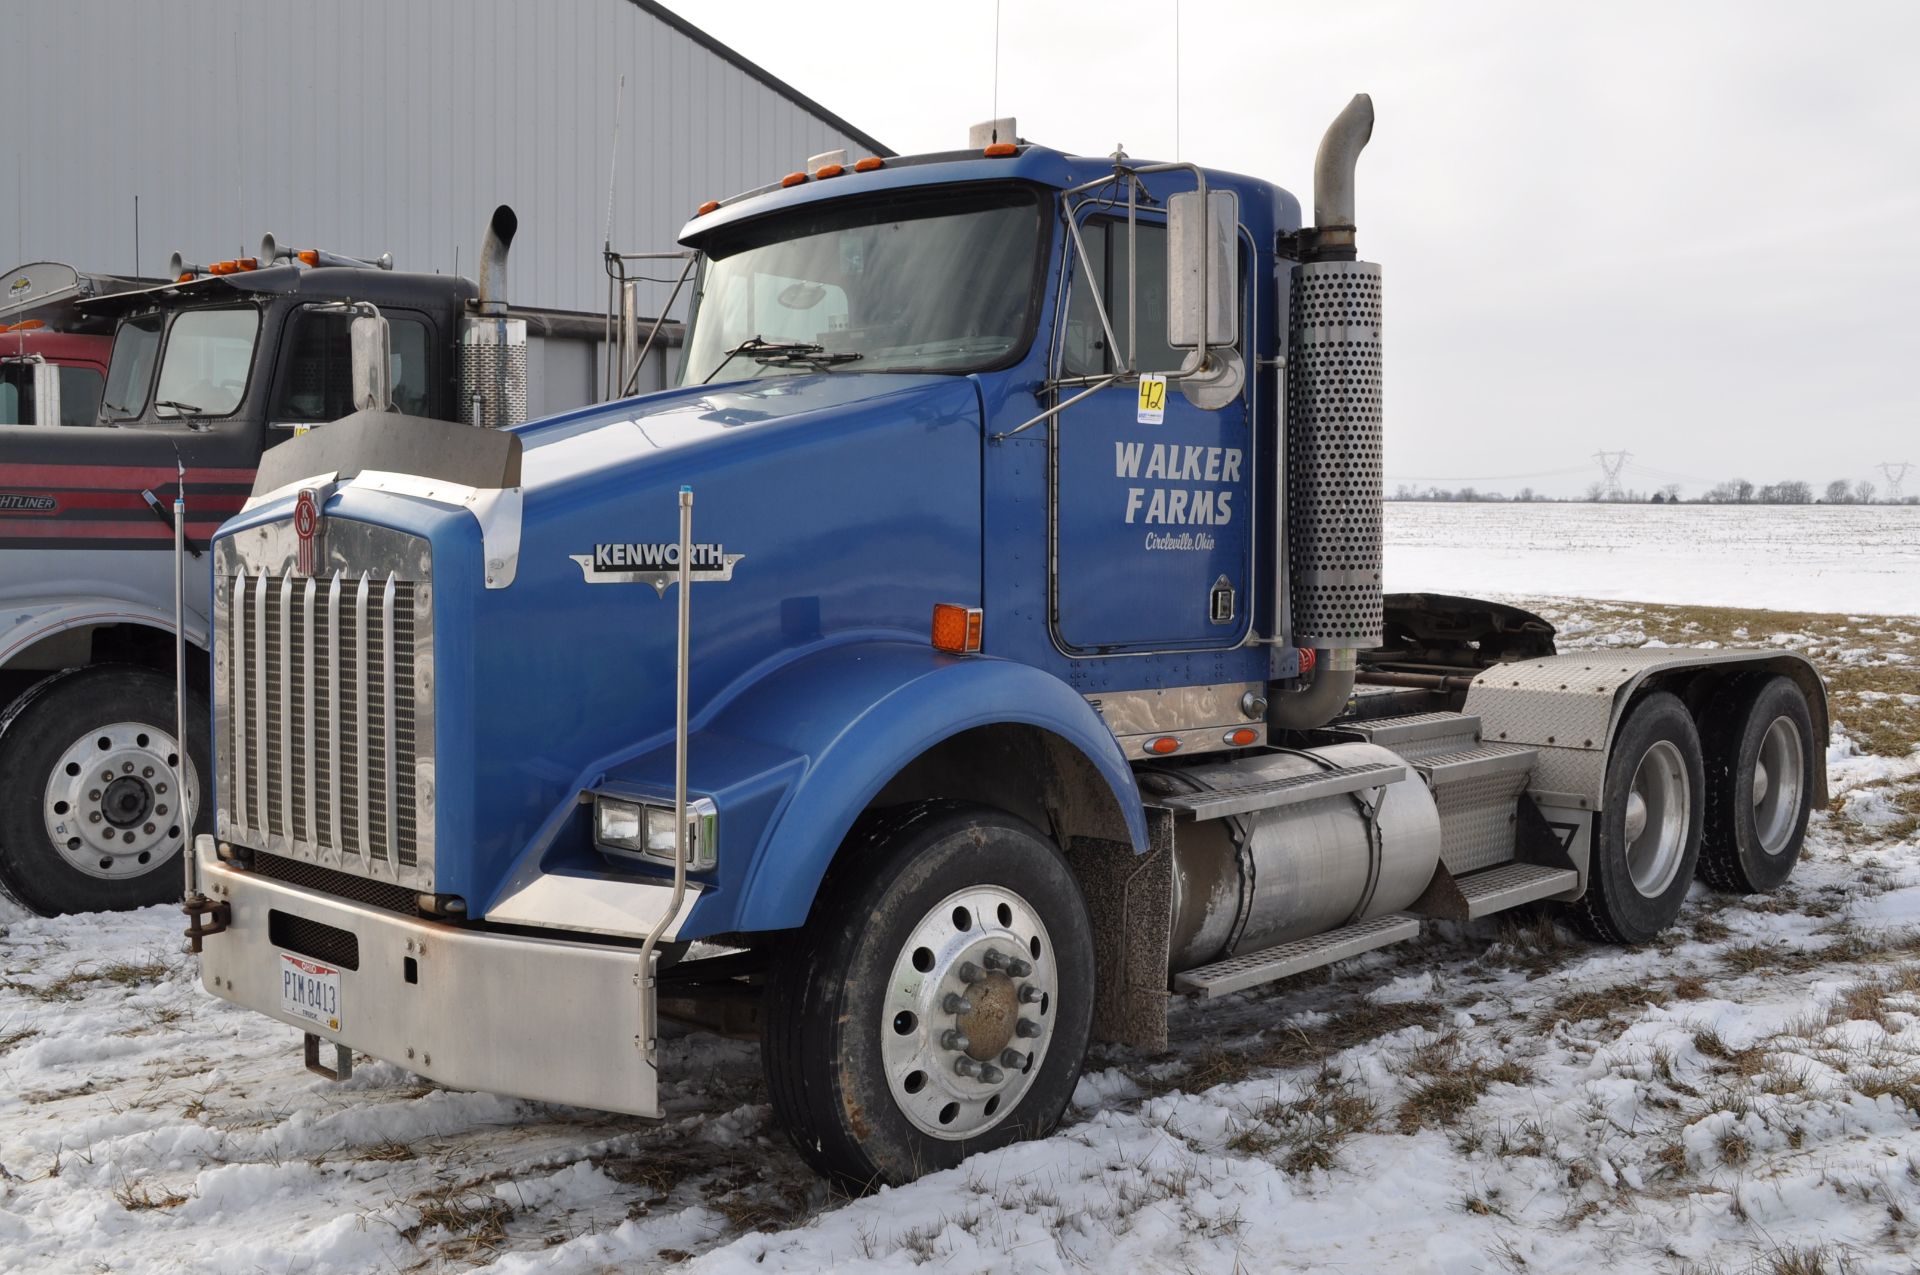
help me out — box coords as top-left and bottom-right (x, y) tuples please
(0, 0), (886, 318)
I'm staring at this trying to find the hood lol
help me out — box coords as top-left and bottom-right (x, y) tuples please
(514, 372), (961, 493)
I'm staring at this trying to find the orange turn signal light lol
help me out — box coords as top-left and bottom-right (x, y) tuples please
(296, 249), (320, 266)
(931, 603), (983, 654)
(813, 163), (844, 179)
(236, 257), (258, 271)
(696, 199), (721, 216)
(1223, 727), (1260, 747)
(177, 272), (195, 282)
(983, 142), (1017, 158)
(2, 319), (45, 332)
(853, 156), (885, 172)
(780, 171), (808, 188)
(1145, 736), (1181, 755)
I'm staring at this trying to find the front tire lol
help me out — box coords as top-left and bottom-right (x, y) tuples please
(0, 666), (209, 915)
(762, 801), (1096, 1188)
(1567, 691), (1704, 945)
(1698, 675), (1815, 893)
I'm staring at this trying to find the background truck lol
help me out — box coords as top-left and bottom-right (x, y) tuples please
(0, 261), (139, 428)
(190, 97), (1828, 1187)
(0, 209), (616, 915)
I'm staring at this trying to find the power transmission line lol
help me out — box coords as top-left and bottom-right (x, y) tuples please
(1592, 451), (1630, 500)
(1877, 461), (1912, 502)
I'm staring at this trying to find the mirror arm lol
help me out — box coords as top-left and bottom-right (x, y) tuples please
(1062, 206), (1126, 377)
(992, 373), (1121, 441)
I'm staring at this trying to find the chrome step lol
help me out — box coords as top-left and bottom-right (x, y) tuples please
(1173, 913), (1422, 997)
(1344, 712), (1483, 761)
(1415, 742), (1538, 787)
(1156, 762), (1408, 822)
(1455, 862), (1577, 918)
(1414, 743), (1541, 875)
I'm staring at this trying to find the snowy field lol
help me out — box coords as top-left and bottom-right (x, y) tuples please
(1385, 503), (1920, 616)
(4, 533), (1920, 1272)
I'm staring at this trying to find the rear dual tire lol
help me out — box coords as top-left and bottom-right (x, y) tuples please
(1698, 675), (1815, 894)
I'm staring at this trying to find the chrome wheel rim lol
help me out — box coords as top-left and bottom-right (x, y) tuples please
(1622, 739), (1690, 898)
(1751, 715), (1803, 855)
(42, 722), (198, 881)
(880, 884), (1058, 1140)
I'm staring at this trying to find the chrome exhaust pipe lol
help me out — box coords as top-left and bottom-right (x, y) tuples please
(1307, 93), (1374, 262)
(475, 205), (517, 316)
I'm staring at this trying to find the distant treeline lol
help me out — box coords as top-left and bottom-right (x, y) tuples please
(1389, 479), (1917, 505)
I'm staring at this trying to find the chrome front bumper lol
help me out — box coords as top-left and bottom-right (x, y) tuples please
(194, 837), (659, 1117)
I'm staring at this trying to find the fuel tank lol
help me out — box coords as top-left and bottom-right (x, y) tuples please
(1144, 742), (1442, 971)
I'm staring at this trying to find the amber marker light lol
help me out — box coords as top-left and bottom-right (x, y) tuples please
(780, 171), (808, 188)
(696, 199), (721, 216)
(296, 249), (320, 266)
(177, 272), (195, 282)
(813, 163), (845, 178)
(931, 603), (983, 654)
(1223, 727), (1260, 747)
(983, 142), (1017, 157)
(853, 156), (885, 172)
(1145, 737), (1181, 755)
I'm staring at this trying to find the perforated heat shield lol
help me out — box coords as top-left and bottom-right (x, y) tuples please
(1286, 260), (1383, 649)
(459, 316), (528, 430)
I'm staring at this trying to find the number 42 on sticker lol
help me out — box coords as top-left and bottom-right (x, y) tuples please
(1136, 374), (1167, 425)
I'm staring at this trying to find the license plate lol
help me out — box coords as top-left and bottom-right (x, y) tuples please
(279, 953), (342, 1032)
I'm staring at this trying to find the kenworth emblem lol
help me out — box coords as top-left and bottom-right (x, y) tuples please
(293, 488), (324, 575)
(568, 541), (745, 596)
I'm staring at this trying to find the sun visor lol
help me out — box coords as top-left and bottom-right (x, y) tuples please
(251, 411), (523, 496)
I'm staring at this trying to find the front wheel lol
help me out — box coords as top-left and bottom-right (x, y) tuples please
(1567, 691), (1704, 945)
(762, 802), (1096, 1188)
(0, 666), (209, 915)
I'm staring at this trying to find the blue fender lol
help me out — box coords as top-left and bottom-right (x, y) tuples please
(686, 639), (1147, 935)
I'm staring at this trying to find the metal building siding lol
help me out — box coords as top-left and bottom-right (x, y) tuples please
(0, 0), (882, 317)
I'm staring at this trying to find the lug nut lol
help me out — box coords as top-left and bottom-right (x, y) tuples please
(156, 805), (168, 816)
(941, 1029), (971, 1054)
(89, 811), (102, 823)
(143, 823), (156, 835)
(957, 961), (982, 984)
(978, 1063), (1004, 1084)
(122, 762), (134, 773)
(1016, 1019), (1042, 1039)
(1007, 958), (1033, 978)
(142, 766), (154, 778)
(982, 949), (1007, 971)
(943, 993), (974, 1014)
(88, 789), (101, 801)
(102, 771), (114, 783)
(1018, 983), (1043, 1004)
(953, 1056), (981, 1078)
(156, 783), (168, 795)
(1001, 1049), (1029, 1069)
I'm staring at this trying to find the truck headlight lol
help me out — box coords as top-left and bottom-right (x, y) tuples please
(594, 795), (717, 870)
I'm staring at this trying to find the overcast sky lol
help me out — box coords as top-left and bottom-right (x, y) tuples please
(667, 0), (1919, 498)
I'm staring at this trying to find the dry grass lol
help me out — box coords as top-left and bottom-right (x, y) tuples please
(0, 1027), (35, 1054)
(1, 959), (173, 1003)
(1143, 1000), (1443, 1098)
(114, 1179), (189, 1211)
(1230, 1069), (1380, 1174)
(1394, 1034), (1535, 1133)
(403, 1186), (515, 1259)
(1546, 981), (1670, 1025)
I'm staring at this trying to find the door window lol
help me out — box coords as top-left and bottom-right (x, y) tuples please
(154, 307), (260, 418)
(273, 311), (432, 421)
(1061, 218), (1185, 377)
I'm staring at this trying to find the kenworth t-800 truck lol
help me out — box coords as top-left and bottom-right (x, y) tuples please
(189, 97), (1827, 1186)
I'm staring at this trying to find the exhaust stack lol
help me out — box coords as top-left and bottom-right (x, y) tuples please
(475, 205), (518, 317)
(460, 204), (528, 429)
(1275, 94), (1384, 729)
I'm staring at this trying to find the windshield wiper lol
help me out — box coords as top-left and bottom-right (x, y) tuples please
(701, 336), (861, 385)
(155, 399), (210, 430)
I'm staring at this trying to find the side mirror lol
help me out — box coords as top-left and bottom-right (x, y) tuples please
(1166, 188), (1240, 351)
(349, 309), (394, 412)
(32, 360), (62, 427)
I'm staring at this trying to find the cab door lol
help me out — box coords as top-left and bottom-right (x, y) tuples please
(1050, 214), (1253, 653)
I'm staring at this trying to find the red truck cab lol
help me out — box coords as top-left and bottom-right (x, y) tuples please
(0, 325), (112, 427)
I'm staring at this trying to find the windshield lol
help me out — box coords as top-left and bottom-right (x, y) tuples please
(153, 307), (260, 418)
(679, 186), (1044, 385)
(101, 314), (163, 419)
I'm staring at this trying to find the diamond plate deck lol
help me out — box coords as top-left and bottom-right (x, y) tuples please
(1156, 761), (1407, 821)
(1172, 913), (1421, 997)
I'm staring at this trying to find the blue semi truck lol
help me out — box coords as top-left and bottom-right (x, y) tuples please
(188, 98), (1828, 1186)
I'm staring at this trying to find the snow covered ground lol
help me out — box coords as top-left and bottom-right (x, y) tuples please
(3, 593), (1918, 1272)
(1385, 503), (1920, 616)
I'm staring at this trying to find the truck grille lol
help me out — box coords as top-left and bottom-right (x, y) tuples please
(215, 519), (435, 891)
